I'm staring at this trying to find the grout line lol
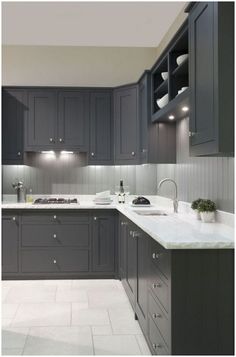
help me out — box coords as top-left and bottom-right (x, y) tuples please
(90, 326), (95, 355)
(107, 308), (114, 335)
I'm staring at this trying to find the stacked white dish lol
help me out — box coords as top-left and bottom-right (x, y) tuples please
(156, 93), (168, 108)
(93, 191), (113, 205)
(176, 54), (188, 66)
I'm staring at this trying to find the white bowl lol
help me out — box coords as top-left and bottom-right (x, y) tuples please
(176, 54), (188, 66)
(161, 72), (168, 81)
(156, 93), (168, 108)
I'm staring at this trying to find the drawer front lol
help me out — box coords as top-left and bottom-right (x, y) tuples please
(21, 249), (89, 273)
(148, 316), (169, 355)
(21, 212), (89, 224)
(21, 224), (90, 247)
(148, 292), (170, 347)
(149, 264), (169, 314)
(150, 239), (170, 281)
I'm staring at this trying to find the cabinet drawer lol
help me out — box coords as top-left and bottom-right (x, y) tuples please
(148, 316), (169, 355)
(150, 239), (170, 281)
(21, 212), (89, 224)
(148, 292), (170, 348)
(149, 264), (169, 314)
(21, 249), (89, 273)
(21, 224), (90, 247)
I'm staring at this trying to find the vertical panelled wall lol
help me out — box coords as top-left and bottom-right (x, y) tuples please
(2, 117), (234, 212)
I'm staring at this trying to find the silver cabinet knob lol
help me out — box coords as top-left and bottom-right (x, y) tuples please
(53, 234), (57, 239)
(129, 230), (133, 236)
(133, 231), (140, 238)
(152, 343), (161, 349)
(94, 217), (97, 221)
(131, 152), (135, 156)
(17, 152), (21, 156)
(49, 138), (54, 143)
(53, 215), (57, 220)
(121, 221), (127, 226)
(91, 152), (95, 157)
(53, 259), (57, 264)
(59, 138), (63, 143)
(152, 282), (161, 289)
(189, 131), (196, 137)
(152, 253), (160, 259)
(142, 149), (147, 153)
(12, 216), (16, 221)
(152, 313), (161, 319)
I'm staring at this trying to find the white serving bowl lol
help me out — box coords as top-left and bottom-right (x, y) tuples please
(161, 72), (168, 81)
(156, 93), (168, 108)
(176, 54), (188, 66)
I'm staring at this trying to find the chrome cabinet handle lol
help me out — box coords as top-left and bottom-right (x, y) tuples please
(152, 253), (160, 259)
(49, 138), (54, 143)
(129, 230), (133, 236)
(53, 259), (57, 264)
(17, 152), (21, 156)
(152, 343), (161, 349)
(59, 138), (63, 143)
(152, 313), (161, 319)
(121, 221), (127, 226)
(189, 131), (196, 137)
(91, 152), (95, 157)
(133, 231), (140, 238)
(152, 282), (161, 288)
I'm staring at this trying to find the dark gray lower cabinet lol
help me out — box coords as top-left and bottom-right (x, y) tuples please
(92, 213), (115, 272)
(2, 215), (19, 273)
(118, 213), (234, 355)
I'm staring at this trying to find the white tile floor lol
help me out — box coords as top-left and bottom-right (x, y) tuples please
(2, 279), (151, 355)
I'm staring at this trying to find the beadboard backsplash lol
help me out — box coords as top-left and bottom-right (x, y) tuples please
(2, 118), (234, 213)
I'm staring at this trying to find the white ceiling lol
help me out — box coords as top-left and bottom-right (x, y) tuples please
(2, 2), (186, 47)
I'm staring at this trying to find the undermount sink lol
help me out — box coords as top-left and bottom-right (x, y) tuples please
(133, 209), (168, 216)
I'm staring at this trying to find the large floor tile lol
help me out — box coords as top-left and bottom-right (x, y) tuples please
(2, 287), (11, 302)
(88, 290), (129, 309)
(56, 288), (88, 303)
(92, 325), (112, 336)
(71, 279), (120, 291)
(12, 303), (71, 327)
(2, 319), (13, 327)
(2, 304), (19, 319)
(2, 326), (29, 349)
(109, 307), (142, 334)
(93, 335), (142, 355)
(72, 305), (109, 326)
(23, 326), (93, 355)
(43, 280), (72, 288)
(5, 286), (56, 304)
(2, 348), (23, 355)
(135, 335), (151, 355)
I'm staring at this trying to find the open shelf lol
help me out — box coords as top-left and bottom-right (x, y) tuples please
(154, 79), (168, 95)
(172, 57), (188, 76)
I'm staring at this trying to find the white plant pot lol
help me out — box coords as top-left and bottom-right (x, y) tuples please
(200, 211), (215, 223)
(193, 209), (201, 220)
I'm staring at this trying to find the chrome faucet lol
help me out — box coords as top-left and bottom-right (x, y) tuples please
(157, 178), (178, 213)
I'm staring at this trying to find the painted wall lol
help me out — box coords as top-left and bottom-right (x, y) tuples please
(2, 45), (157, 87)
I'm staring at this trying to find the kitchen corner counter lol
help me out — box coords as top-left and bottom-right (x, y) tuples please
(2, 200), (234, 250)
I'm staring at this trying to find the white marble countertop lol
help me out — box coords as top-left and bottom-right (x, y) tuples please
(2, 197), (234, 250)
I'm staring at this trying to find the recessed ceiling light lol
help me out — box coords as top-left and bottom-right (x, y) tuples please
(168, 115), (175, 120)
(182, 106), (189, 112)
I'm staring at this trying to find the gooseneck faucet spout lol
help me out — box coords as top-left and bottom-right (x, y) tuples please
(157, 178), (178, 213)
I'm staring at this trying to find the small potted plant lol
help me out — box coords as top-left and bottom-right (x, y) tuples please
(198, 199), (216, 223)
(191, 198), (203, 220)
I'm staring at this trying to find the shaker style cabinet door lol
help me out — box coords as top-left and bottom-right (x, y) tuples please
(58, 91), (89, 151)
(25, 90), (57, 150)
(2, 215), (19, 273)
(114, 85), (139, 164)
(2, 89), (26, 164)
(89, 91), (113, 164)
(125, 223), (137, 308)
(92, 214), (115, 272)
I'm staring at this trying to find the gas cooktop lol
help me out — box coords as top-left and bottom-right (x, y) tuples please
(33, 198), (78, 204)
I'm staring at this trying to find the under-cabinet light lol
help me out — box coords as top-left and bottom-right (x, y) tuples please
(60, 151), (74, 154)
(41, 151), (55, 154)
(182, 106), (189, 112)
(168, 115), (175, 120)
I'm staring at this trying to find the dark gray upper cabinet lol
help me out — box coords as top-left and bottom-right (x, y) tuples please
(92, 212), (115, 273)
(114, 85), (139, 164)
(58, 91), (89, 151)
(2, 89), (26, 164)
(188, 2), (234, 156)
(139, 72), (176, 164)
(25, 90), (57, 150)
(2, 215), (19, 273)
(88, 91), (113, 165)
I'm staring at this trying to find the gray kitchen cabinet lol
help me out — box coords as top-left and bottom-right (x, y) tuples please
(188, 2), (234, 156)
(2, 215), (19, 273)
(118, 217), (128, 280)
(89, 91), (113, 165)
(92, 212), (115, 272)
(2, 89), (26, 164)
(114, 85), (139, 164)
(25, 90), (57, 150)
(139, 72), (176, 164)
(58, 91), (89, 151)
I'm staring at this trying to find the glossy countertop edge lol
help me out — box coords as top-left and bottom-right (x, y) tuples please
(1, 201), (234, 249)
